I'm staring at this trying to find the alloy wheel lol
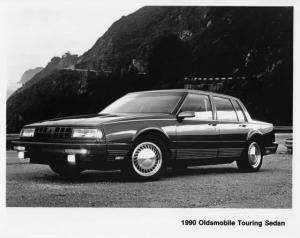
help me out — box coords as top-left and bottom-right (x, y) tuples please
(132, 142), (163, 177)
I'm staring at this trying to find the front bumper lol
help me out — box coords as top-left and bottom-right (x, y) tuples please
(12, 140), (130, 169)
(264, 142), (278, 155)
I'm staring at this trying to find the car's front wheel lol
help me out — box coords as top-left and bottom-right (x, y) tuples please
(49, 162), (83, 178)
(122, 136), (167, 181)
(237, 141), (263, 172)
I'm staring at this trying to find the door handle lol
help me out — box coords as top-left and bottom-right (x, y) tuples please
(208, 123), (217, 126)
(239, 124), (247, 127)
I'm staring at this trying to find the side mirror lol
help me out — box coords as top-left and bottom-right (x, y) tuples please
(177, 111), (195, 120)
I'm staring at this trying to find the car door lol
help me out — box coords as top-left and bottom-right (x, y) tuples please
(212, 96), (249, 159)
(175, 93), (219, 160)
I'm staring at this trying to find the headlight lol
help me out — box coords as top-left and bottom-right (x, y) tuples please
(20, 128), (35, 137)
(71, 128), (103, 139)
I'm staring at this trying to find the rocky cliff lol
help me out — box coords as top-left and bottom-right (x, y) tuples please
(19, 67), (43, 85)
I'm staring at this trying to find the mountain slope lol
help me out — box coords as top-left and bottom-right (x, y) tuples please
(24, 52), (78, 88)
(77, 6), (292, 78)
(76, 6), (209, 71)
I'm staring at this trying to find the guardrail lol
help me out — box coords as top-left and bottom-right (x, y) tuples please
(274, 126), (293, 133)
(285, 138), (293, 154)
(6, 134), (19, 150)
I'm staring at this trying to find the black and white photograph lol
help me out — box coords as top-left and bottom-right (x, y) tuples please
(0, 0), (298, 237)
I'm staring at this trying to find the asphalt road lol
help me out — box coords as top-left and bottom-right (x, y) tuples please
(6, 134), (292, 208)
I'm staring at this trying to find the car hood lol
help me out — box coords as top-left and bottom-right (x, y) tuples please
(26, 113), (173, 127)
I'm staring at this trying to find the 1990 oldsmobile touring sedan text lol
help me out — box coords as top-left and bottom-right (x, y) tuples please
(13, 89), (278, 181)
(182, 219), (285, 227)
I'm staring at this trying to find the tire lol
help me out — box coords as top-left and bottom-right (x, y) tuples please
(236, 140), (263, 172)
(49, 162), (83, 178)
(122, 136), (168, 181)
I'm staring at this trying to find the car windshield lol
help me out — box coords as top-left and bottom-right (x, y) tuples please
(100, 92), (183, 114)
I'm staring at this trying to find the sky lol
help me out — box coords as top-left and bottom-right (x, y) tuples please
(2, 0), (143, 88)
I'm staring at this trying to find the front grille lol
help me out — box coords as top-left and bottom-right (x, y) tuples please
(35, 127), (72, 139)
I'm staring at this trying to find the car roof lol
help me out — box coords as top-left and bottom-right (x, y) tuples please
(129, 89), (240, 101)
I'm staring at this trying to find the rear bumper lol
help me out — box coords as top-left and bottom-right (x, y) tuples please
(264, 142), (278, 155)
(12, 140), (130, 168)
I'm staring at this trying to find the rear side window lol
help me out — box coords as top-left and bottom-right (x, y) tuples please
(180, 94), (213, 120)
(213, 96), (238, 121)
(231, 100), (246, 122)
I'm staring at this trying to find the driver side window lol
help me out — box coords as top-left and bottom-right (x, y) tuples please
(180, 94), (213, 120)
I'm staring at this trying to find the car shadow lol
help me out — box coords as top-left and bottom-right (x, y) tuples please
(166, 166), (269, 179)
(30, 164), (269, 184)
(166, 166), (239, 178)
(38, 170), (129, 183)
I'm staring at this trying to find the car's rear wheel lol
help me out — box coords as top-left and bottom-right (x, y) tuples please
(122, 136), (167, 181)
(49, 162), (83, 178)
(237, 141), (263, 172)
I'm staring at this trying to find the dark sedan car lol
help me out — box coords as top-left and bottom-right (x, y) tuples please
(13, 89), (278, 181)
